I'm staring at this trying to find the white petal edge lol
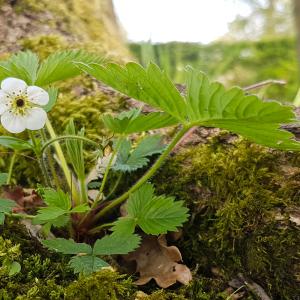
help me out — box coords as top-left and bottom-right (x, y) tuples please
(1, 78), (27, 95)
(1, 111), (26, 133)
(0, 91), (10, 114)
(27, 86), (49, 105)
(24, 107), (47, 130)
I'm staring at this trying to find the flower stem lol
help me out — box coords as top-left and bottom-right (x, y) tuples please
(93, 138), (122, 206)
(6, 151), (17, 185)
(106, 173), (123, 199)
(92, 126), (190, 222)
(28, 130), (51, 186)
(45, 120), (79, 204)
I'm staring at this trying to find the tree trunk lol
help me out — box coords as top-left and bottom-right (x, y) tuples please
(293, 0), (300, 75)
(0, 0), (130, 59)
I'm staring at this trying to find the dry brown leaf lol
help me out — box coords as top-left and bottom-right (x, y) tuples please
(1, 186), (42, 212)
(124, 235), (192, 288)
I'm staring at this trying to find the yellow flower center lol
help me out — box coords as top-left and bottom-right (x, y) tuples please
(10, 95), (31, 116)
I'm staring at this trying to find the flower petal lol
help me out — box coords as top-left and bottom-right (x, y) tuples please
(1, 111), (26, 133)
(24, 107), (47, 130)
(1, 78), (27, 95)
(0, 91), (10, 114)
(27, 86), (49, 105)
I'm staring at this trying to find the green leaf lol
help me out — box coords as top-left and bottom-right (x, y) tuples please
(185, 68), (300, 151)
(0, 173), (8, 186)
(0, 199), (15, 225)
(69, 255), (109, 275)
(0, 136), (33, 150)
(113, 135), (165, 172)
(102, 109), (178, 134)
(42, 238), (92, 255)
(111, 217), (136, 235)
(34, 207), (67, 222)
(43, 87), (58, 112)
(36, 50), (102, 86)
(77, 62), (186, 121)
(0, 198), (15, 213)
(8, 261), (21, 276)
(70, 204), (90, 213)
(0, 213), (5, 225)
(41, 188), (71, 210)
(0, 51), (39, 84)
(93, 233), (140, 255)
(65, 119), (85, 180)
(115, 183), (189, 235)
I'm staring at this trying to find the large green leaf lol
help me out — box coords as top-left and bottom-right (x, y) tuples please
(0, 136), (33, 151)
(77, 62), (186, 121)
(42, 238), (92, 255)
(93, 232), (140, 255)
(185, 68), (300, 150)
(0, 51), (39, 84)
(112, 183), (189, 235)
(69, 255), (109, 275)
(102, 109), (178, 134)
(36, 50), (102, 86)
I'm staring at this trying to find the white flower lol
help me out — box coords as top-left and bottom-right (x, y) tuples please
(0, 77), (49, 133)
(96, 153), (117, 178)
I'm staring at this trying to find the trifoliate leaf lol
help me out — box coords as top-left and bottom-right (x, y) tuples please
(0, 199), (15, 213)
(36, 50), (103, 86)
(113, 135), (165, 172)
(0, 136), (33, 150)
(0, 173), (8, 186)
(93, 233), (140, 255)
(42, 238), (92, 255)
(41, 188), (71, 210)
(81, 62), (300, 151)
(102, 109), (178, 134)
(69, 255), (109, 275)
(77, 62), (186, 122)
(113, 183), (189, 235)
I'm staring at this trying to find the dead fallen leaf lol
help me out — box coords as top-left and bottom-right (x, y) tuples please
(1, 185), (42, 212)
(124, 235), (192, 288)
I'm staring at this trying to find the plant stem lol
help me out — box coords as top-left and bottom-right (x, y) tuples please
(92, 126), (190, 222)
(94, 138), (122, 205)
(41, 135), (99, 154)
(45, 120), (79, 204)
(6, 213), (34, 219)
(106, 173), (123, 199)
(6, 151), (17, 185)
(87, 222), (114, 235)
(28, 130), (51, 186)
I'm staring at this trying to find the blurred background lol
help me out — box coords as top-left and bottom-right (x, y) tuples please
(0, 0), (297, 102)
(113, 0), (298, 102)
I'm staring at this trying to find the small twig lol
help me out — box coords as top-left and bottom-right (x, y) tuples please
(237, 273), (272, 300)
(243, 79), (286, 92)
(226, 285), (246, 300)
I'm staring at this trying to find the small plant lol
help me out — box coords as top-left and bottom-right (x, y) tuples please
(0, 50), (299, 279)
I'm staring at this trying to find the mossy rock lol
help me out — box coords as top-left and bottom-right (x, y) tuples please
(153, 135), (300, 300)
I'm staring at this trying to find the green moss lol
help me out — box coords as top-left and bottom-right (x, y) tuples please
(154, 135), (300, 300)
(65, 269), (136, 300)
